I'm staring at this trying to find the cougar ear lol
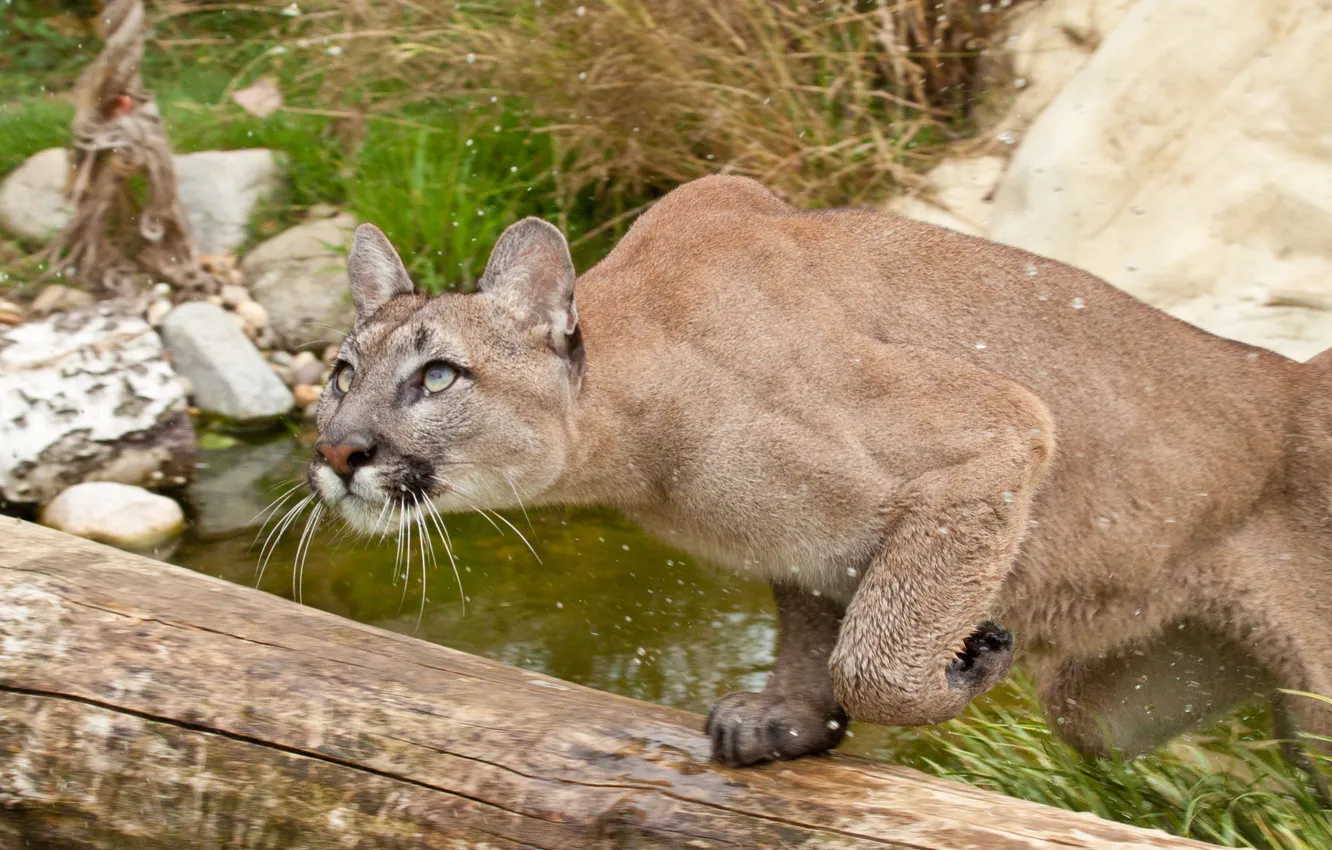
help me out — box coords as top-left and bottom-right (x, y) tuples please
(348, 223), (415, 320)
(477, 217), (579, 357)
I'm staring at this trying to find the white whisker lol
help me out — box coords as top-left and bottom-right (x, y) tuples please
(256, 494), (314, 587)
(483, 508), (542, 564)
(422, 498), (466, 615)
(247, 482), (307, 551)
(293, 502), (324, 605)
(505, 474), (535, 534)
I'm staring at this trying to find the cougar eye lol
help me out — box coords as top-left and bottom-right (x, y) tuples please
(423, 361), (458, 394)
(333, 363), (354, 394)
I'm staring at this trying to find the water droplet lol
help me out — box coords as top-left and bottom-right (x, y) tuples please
(466, 52), (476, 63)
(1097, 516), (1110, 529)
(1001, 491), (1015, 503)
(578, 71), (587, 80)
(1071, 297), (1086, 310)
(1131, 205), (1145, 216)
(1025, 262), (1038, 277)
(465, 138), (473, 146)
(636, 647), (646, 657)
(937, 526), (949, 536)
(975, 342), (987, 350)
(827, 719), (841, 731)
(576, 4), (586, 15)
(846, 567), (858, 578)
(556, 601), (563, 609)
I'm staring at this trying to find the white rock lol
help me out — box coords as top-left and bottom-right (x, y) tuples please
(243, 213), (357, 351)
(0, 148), (282, 255)
(989, 0), (1332, 361)
(160, 302), (294, 422)
(42, 482), (184, 551)
(0, 305), (196, 504)
(234, 299), (269, 331)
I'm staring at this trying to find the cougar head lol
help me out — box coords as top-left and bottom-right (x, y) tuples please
(307, 219), (584, 532)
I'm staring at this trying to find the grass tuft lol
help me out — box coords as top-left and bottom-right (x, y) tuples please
(885, 676), (1332, 849)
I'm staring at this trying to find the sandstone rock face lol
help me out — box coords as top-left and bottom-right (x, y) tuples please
(0, 148), (281, 255)
(243, 213), (357, 351)
(980, 0), (1139, 142)
(886, 156), (1007, 236)
(0, 305), (197, 505)
(988, 0), (1332, 362)
(160, 302), (294, 423)
(41, 481), (185, 551)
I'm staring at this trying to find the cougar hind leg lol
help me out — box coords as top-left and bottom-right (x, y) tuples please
(1038, 621), (1271, 760)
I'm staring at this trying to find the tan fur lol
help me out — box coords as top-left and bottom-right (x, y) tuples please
(311, 176), (1332, 770)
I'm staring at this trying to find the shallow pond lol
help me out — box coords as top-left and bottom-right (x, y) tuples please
(170, 428), (939, 761)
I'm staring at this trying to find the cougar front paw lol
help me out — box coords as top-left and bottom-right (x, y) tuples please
(946, 621), (1014, 693)
(705, 691), (848, 767)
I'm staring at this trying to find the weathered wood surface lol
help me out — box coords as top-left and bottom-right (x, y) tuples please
(0, 519), (1209, 849)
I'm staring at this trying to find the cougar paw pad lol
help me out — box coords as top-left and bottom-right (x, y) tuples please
(947, 621), (1014, 691)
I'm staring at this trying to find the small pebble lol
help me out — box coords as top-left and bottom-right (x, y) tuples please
(293, 383), (323, 408)
(220, 284), (251, 309)
(146, 300), (173, 327)
(0, 299), (22, 326)
(234, 300), (268, 331)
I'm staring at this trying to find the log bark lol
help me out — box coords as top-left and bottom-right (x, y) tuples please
(0, 519), (1209, 849)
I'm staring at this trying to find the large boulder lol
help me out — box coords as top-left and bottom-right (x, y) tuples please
(243, 213), (357, 351)
(988, 0), (1332, 362)
(978, 0), (1139, 143)
(0, 147), (281, 255)
(0, 304), (196, 505)
(160, 301), (295, 423)
(41, 481), (185, 552)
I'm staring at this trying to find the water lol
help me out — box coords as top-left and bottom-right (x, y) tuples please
(165, 432), (875, 748)
(169, 429), (951, 762)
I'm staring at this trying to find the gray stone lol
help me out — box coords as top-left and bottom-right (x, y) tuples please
(0, 304), (197, 504)
(160, 302), (294, 422)
(0, 148), (73, 243)
(243, 213), (357, 351)
(42, 481), (184, 551)
(0, 147), (282, 255)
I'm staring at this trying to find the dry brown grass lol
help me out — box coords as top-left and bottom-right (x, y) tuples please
(271, 0), (1019, 212)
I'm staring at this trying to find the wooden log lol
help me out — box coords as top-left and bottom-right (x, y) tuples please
(0, 518), (1209, 849)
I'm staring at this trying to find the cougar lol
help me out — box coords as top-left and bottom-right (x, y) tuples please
(307, 175), (1332, 773)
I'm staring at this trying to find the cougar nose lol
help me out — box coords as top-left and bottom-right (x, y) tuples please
(317, 437), (376, 479)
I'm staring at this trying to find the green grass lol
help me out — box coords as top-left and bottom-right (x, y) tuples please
(0, 4), (591, 291)
(881, 676), (1332, 849)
